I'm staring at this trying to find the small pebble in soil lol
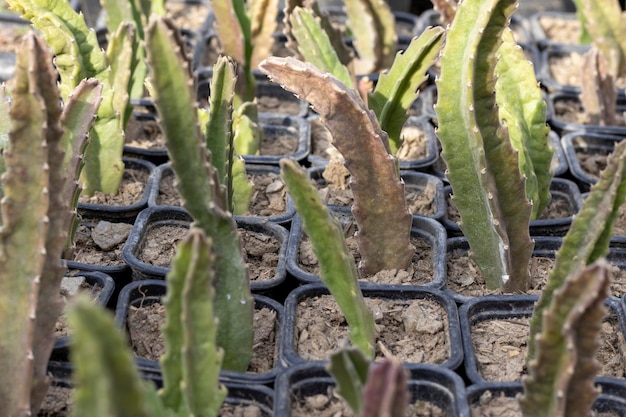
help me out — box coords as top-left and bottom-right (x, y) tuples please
(91, 221), (133, 250)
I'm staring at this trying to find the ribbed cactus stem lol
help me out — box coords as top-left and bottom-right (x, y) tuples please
(59, 79), (103, 257)
(160, 227), (227, 416)
(287, 6), (355, 87)
(0, 32), (51, 417)
(576, 0), (626, 78)
(580, 47), (617, 126)
(495, 29), (553, 219)
(360, 357), (409, 417)
(435, 0), (534, 291)
(529, 139), (626, 360)
(69, 297), (154, 417)
(262, 57), (414, 276)
(7, 0), (137, 196)
(210, 0), (256, 103)
(345, 0), (397, 74)
(328, 347), (371, 415)
(146, 15), (253, 372)
(249, 0), (281, 69)
(368, 26), (444, 153)
(521, 262), (610, 417)
(281, 159), (375, 358)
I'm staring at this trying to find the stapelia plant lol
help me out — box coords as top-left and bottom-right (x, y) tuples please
(210, 0), (280, 104)
(435, 0), (553, 291)
(100, 0), (165, 106)
(264, 57), (414, 276)
(0, 33), (101, 416)
(8, 0), (139, 196)
(520, 139), (626, 417)
(572, 0), (626, 125)
(520, 262), (610, 417)
(145, 15), (254, 372)
(281, 159), (375, 357)
(69, 227), (227, 417)
(260, 26), (443, 276)
(282, 160), (413, 417)
(328, 347), (409, 417)
(284, 0), (398, 75)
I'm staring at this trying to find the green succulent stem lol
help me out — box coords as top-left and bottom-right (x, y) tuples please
(160, 227), (228, 417)
(69, 298), (154, 417)
(0, 33), (99, 416)
(280, 159), (376, 358)
(7, 0), (137, 196)
(521, 262), (609, 417)
(528, 139), (626, 360)
(368, 26), (444, 153)
(145, 15), (253, 372)
(435, 0), (535, 291)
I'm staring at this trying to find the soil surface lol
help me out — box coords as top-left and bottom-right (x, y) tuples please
(127, 303), (278, 374)
(447, 250), (626, 298)
(71, 220), (132, 266)
(137, 223), (282, 283)
(155, 171), (289, 218)
(298, 228), (436, 286)
(470, 312), (626, 382)
(78, 167), (149, 207)
(294, 294), (450, 364)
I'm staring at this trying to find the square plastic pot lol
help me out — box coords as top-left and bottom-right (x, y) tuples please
(273, 362), (470, 417)
(306, 165), (446, 221)
(286, 211), (448, 289)
(280, 284), (464, 372)
(561, 130), (625, 191)
(77, 157), (157, 222)
(147, 163), (296, 226)
(122, 206), (289, 296)
(114, 279), (284, 386)
(459, 294), (626, 384)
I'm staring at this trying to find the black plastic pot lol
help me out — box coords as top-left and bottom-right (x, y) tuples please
(547, 91), (626, 136)
(114, 279), (284, 386)
(77, 157), (157, 222)
(306, 165), (447, 221)
(147, 163), (296, 226)
(466, 379), (626, 415)
(45, 361), (275, 416)
(307, 114), (440, 171)
(122, 206), (290, 296)
(124, 109), (310, 166)
(442, 177), (582, 238)
(281, 284), (464, 372)
(51, 271), (116, 359)
(459, 294), (626, 384)
(273, 362), (470, 417)
(528, 11), (581, 50)
(561, 130), (625, 191)
(286, 211), (448, 289)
